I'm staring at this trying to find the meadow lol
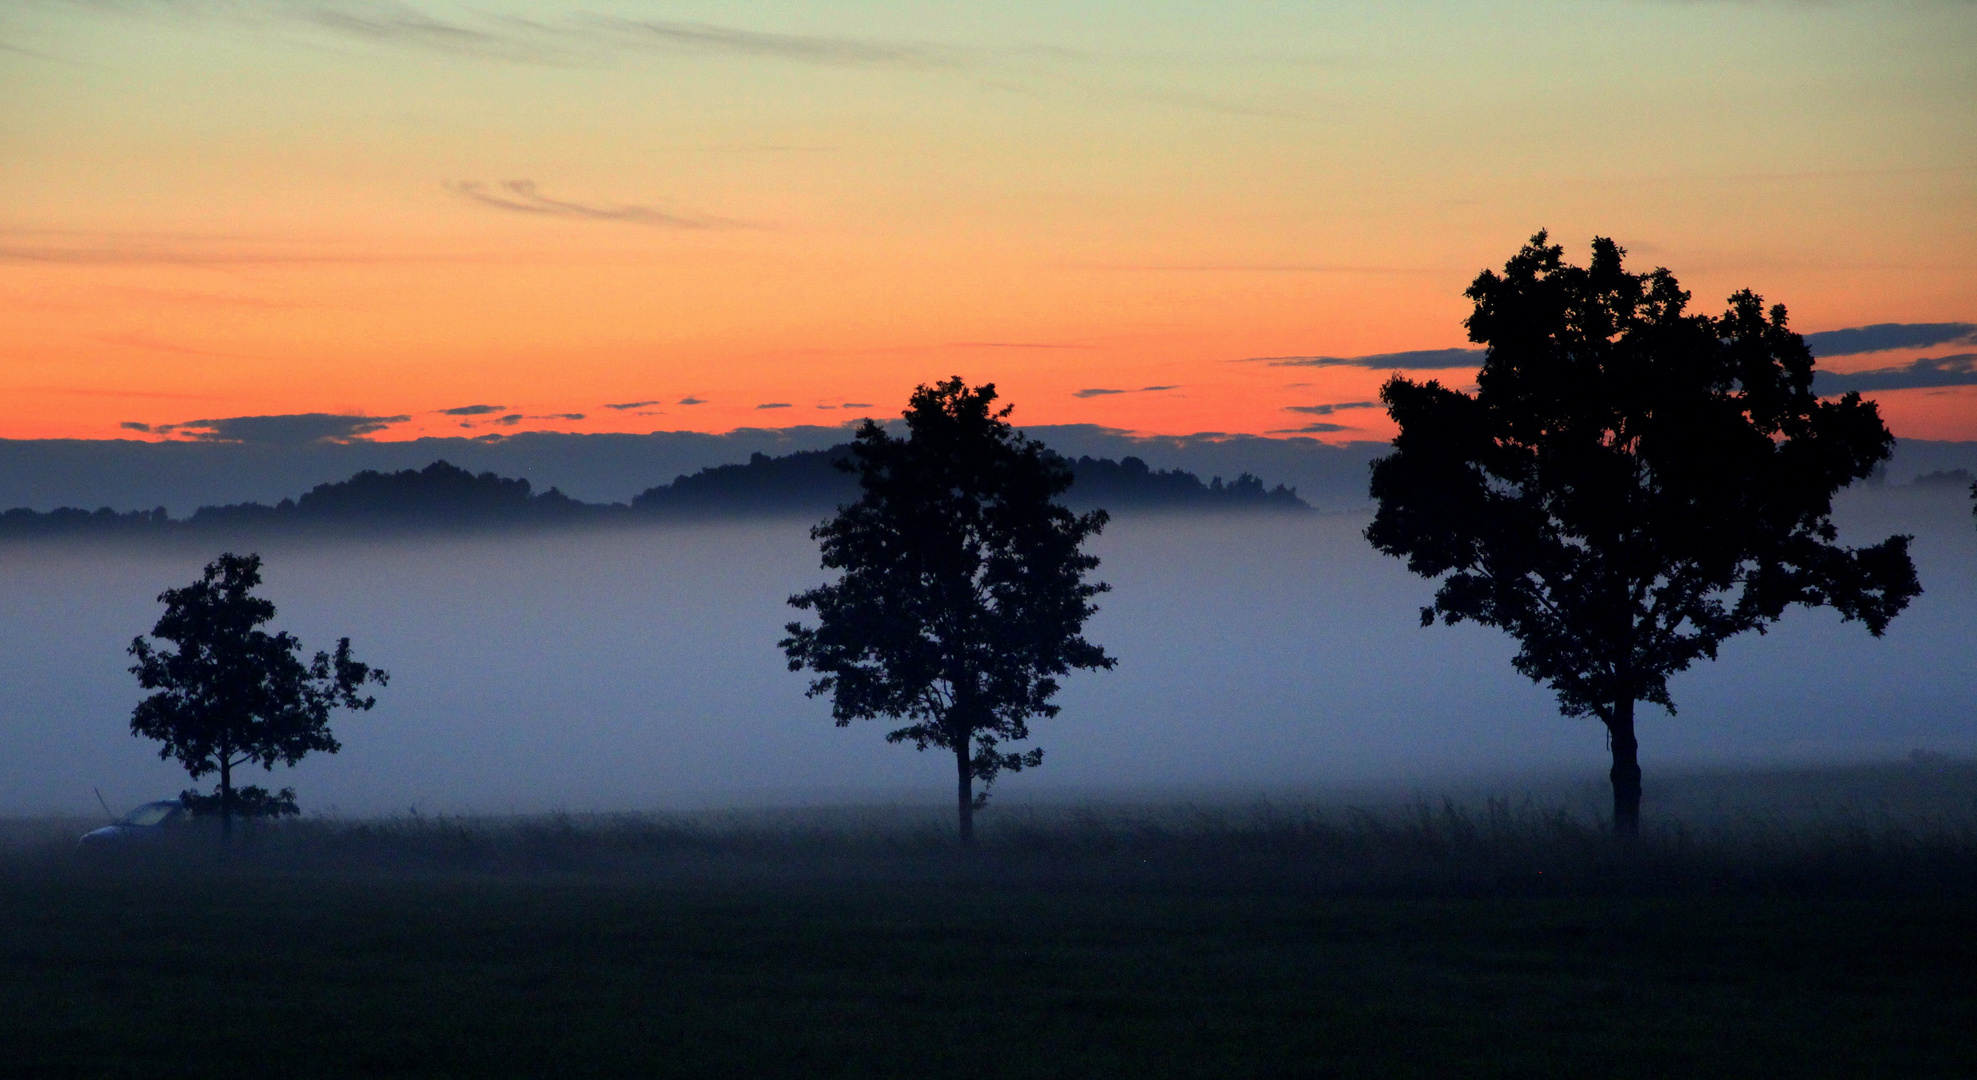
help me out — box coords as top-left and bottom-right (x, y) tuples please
(5, 761), (1974, 1079)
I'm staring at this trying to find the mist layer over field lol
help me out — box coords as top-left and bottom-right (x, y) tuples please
(1, 489), (1971, 817)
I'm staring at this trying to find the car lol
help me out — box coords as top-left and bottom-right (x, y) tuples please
(78, 799), (190, 849)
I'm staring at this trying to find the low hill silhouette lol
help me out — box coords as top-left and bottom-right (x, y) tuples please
(0, 449), (1306, 538)
(186, 461), (601, 529)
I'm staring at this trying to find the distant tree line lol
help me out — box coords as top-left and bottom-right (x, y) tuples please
(2, 451), (1304, 538)
(633, 447), (1301, 515)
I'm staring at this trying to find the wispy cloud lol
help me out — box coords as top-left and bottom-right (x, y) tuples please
(17, 386), (221, 401)
(603, 400), (659, 411)
(299, 4), (512, 54)
(149, 412), (410, 446)
(102, 286), (305, 309)
(679, 396), (707, 405)
(1246, 348), (1485, 370)
(539, 412), (586, 420)
(1816, 354), (1977, 395)
(37, 3), (954, 69)
(0, 227), (481, 267)
(45, 3), (1342, 131)
(950, 341), (1089, 349)
(438, 404), (505, 416)
(756, 402), (792, 410)
(1074, 384), (1180, 399)
(0, 237), (319, 266)
(85, 332), (260, 359)
(1286, 401), (1378, 416)
(446, 180), (737, 229)
(1804, 322), (1977, 358)
(0, 39), (77, 64)
(592, 16), (961, 68)
(1268, 422), (1353, 434)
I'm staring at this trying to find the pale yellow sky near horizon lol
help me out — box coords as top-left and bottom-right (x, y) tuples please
(4, 1), (1974, 443)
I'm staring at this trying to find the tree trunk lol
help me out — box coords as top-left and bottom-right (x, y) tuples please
(219, 755), (234, 843)
(1607, 698), (1641, 841)
(955, 739), (974, 846)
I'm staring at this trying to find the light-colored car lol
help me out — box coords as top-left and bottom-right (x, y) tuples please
(78, 799), (188, 848)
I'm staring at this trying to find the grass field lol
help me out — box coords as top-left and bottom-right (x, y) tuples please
(5, 764), (1976, 1078)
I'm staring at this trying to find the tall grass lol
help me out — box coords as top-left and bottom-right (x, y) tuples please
(16, 766), (1976, 896)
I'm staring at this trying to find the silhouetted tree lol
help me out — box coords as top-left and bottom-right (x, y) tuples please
(128, 552), (388, 837)
(1366, 233), (1919, 838)
(781, 378), (1115, 843)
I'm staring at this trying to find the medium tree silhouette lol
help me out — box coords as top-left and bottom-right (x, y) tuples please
(128, 552), (388, 837)
(1366, 233), (1919, 838)
(781, 378), (1115, 843)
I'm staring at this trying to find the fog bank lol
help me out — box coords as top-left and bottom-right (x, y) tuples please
(1, 488), (1971, 817)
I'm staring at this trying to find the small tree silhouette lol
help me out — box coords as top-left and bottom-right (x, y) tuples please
(1366, 233), (1919, 838)
(128, 552), (388, 837)
(781, 378), (1115, 843)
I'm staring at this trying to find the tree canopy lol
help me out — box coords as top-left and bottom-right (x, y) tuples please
(128, 552), (388, 832)
(1366, 232), (1919, 836)
(780, 378), (1115, 842)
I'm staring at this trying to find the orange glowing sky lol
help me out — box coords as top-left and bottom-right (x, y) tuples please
(4, 2), (1974, 444)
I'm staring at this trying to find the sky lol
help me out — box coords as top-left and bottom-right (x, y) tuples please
(4, 0), (1975, 444)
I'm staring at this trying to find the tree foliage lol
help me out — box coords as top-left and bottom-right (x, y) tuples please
(1366, 233), (1919, 836)
(781, 378), (1115, 842)
(128, 552), (387, 831)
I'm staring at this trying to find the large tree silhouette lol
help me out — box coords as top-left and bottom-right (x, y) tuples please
(129, 552), (388, 836)
(781, 378), (1115, 843)
(1366, 233), (1919, 837)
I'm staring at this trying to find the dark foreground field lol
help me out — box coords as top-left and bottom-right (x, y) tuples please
(5, 766), (1976, 1079)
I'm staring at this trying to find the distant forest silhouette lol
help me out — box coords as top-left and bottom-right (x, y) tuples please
(0, 448), (1304, 537)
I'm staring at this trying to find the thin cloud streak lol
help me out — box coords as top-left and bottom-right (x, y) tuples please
(591, 16), (962, 68)
(43, 3), (1315, 127)
(1804, 322), (1977, 358)
(1286, 401), (1378, 416)
(148, 412), (412, 446)
(40, 3), (956, 69)
(0, 229), (503, 267)
(445, 180), (739, 229)
(84, 333), (260, 360)
(300, 6), (508, 51)
(949, 341), (1090, 349)
(16, 387), (223, 401)
(0, 39), (78, 64)
(1249, 348), (1485, 370)
(1072, 385), (1179, 399)
(1816, 354), (1977, 395)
